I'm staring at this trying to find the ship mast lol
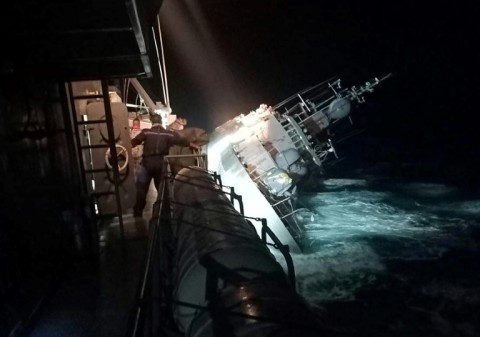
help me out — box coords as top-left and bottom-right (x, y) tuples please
(127, 12), (172, 128)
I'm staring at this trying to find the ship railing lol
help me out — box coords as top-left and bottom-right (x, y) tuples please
(191, 175), (298, 279)
(344, 73), (392, 104)
(247, 187), (306, 247)
(163, 153), (249, 215)
(240, 163), (306, 248)
(270, 196), (305, 243)
(273, 74), (391, 170)
(284, 115), (324, 167)
(259, 218), (296, 289)
(221, 185), (245, 216)
(278, 95), (343, 168)
(127, 153), (208, 337)
(164, 164), (299, 276)
(196, 181), (297, 289)
(279, 90), (346, 129)
(276, 74), (391, 124)
(275, 79), (339, 118)
(126, 159), (168, 337)
(271, 195), (290, 207)
(273, 76), (338, 111)
(164, 151), (208, 169)
(280, 208), (305, 220)
(127, 153), (301, 337)
(162, 157), (297, 289)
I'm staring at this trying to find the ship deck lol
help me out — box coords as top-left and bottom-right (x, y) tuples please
(23, 184), (158, 337)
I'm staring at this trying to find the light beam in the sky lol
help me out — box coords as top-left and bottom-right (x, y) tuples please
(159, 0), (248, 126)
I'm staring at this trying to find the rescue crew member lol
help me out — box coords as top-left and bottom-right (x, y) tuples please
(131, 114), (200, 217)
(130, 117), (143, 182)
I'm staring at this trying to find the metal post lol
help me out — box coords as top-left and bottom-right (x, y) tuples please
(101, 81), (124, 239)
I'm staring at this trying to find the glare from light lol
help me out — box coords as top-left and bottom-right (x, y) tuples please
(160, 0), (249, 126)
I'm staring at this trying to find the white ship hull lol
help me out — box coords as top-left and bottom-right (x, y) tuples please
(207, 75), (391, 252)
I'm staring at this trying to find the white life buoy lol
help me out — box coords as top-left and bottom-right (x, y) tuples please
(105, 144), (129, 171)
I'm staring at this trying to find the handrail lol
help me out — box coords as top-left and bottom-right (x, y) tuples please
(260, 218), (296, 291)
(126, 154), (297, 337)
(126, 154), (208, 337)
(126, 161), (168, 337)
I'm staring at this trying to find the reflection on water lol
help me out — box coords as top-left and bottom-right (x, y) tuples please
(275, 178), (480, 336)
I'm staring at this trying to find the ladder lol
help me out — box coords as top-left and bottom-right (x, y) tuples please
(67, 80), (125, 240)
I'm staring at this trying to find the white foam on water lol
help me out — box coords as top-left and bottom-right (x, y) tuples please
(275, 179), (480, 303)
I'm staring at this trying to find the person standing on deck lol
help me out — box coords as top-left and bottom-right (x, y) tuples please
(131, 114), (200, 217)
(130, 117), (143, 182)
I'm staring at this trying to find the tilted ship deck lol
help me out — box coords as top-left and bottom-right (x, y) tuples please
(206, 74), (391, 253)
(107, 74), (391, 336)
(64, 73), (390, 337)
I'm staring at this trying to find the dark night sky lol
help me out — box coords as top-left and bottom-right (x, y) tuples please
(159, 1), (478, 181)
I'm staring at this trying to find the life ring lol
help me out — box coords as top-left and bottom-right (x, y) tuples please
(105, 144), (129, 171)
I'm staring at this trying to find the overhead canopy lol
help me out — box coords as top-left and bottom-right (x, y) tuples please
(2, 0), (164, 80)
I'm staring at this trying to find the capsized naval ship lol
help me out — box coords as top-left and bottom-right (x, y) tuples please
(206, 74), (392, 253)
(122, 73), (390, 336)
(2, 0), (392, 335)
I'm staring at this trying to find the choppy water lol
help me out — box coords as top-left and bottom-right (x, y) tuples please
(274, 178), (480, 336)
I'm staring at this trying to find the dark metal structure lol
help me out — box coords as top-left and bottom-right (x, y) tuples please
(3, 0), (164, 80)
(0, 1), (164, 336)
(1, 2), (329, 336)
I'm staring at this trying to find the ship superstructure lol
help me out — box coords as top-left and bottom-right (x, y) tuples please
(207, 75), (391, 252)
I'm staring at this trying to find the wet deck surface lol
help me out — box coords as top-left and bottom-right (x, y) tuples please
(25, 183), (158, 337)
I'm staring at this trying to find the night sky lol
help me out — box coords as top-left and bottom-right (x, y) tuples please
(158, 1), (478, 185)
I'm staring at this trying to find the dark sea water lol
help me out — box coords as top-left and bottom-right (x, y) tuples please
(275, 176), (480, 337)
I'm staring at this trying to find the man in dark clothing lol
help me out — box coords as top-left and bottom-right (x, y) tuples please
(131, 114), (200, 217)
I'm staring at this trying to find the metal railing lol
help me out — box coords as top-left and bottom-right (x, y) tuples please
(126, 153), (297, 337)
(126, 153), (208, 337)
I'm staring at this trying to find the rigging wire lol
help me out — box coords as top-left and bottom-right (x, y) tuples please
(157, 14), (170, 108)
(150, 14), (170, 109)
(151, 24), (167, 106)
